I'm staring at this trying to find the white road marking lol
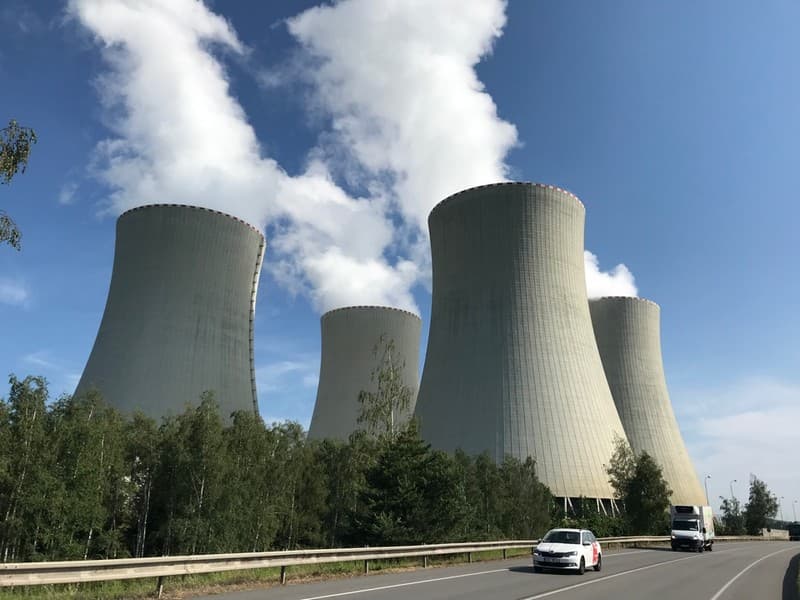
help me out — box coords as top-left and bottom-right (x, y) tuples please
(293, 568), (511, 600)
(292, 546), (746, 600)
(707, 545), (798, 600)
(291, 549), (653, 600)
(519, 547), (741, 600)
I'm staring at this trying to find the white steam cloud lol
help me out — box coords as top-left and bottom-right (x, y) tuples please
(584, 251), (637, 298)
(286, 0), (516, 234)
(70, 0), (636, 312)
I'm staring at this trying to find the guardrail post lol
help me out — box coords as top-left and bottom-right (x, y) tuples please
(155, 575), (165, 598)
(423, 555), (428, 568)
(467, 552), (472, 563)
(280, 565), (287, 585)
(502, 549), (507, 560)
(364, 559), (369, 574)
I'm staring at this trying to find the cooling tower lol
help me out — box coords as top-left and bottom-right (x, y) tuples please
(308, 306), (421, 441)
(414, 182), (628, 501)
(589, 296), (706, 505)
(75, 204), (265, 420)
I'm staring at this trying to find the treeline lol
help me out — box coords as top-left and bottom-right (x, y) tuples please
(0, 375), (553, 563)
(717, 477), (780, 535)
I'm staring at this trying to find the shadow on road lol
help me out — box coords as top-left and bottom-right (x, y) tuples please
(509, 566), (535, 574)
(509, 566), (581, 576)
(781, 551), (800, 600)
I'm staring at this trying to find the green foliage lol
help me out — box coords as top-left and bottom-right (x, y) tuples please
(718, 496), (745, 535)
(606, 438), (672, 535)
(1, 119), (37, 250)
(555, 497), (627, 537)
(353, 423), (468, 545)
(744, 477), (779, 535)
(356, 336), (413, 440)
(496, 456), (552, 539)
(0, 374), (554, 562)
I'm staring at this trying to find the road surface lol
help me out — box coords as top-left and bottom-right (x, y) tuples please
(194, 541), (799, 600)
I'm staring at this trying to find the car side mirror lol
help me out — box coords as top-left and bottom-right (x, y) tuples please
(702, 528), (707, 533)
(583, 541), (591, 546)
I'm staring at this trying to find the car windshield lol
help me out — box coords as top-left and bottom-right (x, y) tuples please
(542, 530), (581, 544)
(673, 520), (699, 531)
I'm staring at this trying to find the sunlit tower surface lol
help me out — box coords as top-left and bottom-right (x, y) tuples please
(308, 306), (422, 441)
(589, 296), (706, 505)
(414, 182), (628, 503)
(75, 204), (265, 420)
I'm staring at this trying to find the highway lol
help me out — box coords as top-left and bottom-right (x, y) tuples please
(195, 542), (799, 600)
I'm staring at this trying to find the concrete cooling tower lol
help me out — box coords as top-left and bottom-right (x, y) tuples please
(308, 306), (421, 441)
(589, 297), (706, 505)
(414, 182), (628, 501)
(75, 204), (265, 420)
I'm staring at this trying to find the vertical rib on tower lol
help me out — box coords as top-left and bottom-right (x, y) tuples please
(308, 306), (421, 441)
(589, 296), (706, 505)
(415, 182), (627, 500)
(75, 204), (265, 420)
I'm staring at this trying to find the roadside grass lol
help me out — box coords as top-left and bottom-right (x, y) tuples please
(0, 547), (533, 600)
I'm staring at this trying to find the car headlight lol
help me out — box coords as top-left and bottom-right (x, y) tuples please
(533, 550), (540, 555)
(671, 535), (676, 539)
(567, 551), (578, 556)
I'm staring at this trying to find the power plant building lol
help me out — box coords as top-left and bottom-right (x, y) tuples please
(589, 296), (707, 505)
(308, 306), (421, 441)
(414, 182), (629, 502)
(75, 204), (265, 420)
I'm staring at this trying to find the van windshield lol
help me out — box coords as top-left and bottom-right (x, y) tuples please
(542, 530), (581, 544)
(673, 520), (699, 531)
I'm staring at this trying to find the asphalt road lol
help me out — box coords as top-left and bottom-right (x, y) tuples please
(195, 542), (800, 600)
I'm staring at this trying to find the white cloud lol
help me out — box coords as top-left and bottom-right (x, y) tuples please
(71, 0), (636, 315)
(584, 250), (638, 299)
(23, 351), (59, 370)
(0, 278), (29, 307)
(20, 351), (81, 396)
(287, 0), (517, 235)
(58, 182), (78, 205)
(678, 377), (800, 514)
(70, 0), (417, 314)
(256, 359), (318, 393)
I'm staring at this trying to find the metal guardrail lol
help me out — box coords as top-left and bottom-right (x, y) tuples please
(0, 540), (538, 588)
(0, 535), (782, 590)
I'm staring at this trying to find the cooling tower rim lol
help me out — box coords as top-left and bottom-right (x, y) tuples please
(322, 305), (422, 321)
(120, 204), (264, 240)
(590, 295), (660, 309)
(429, 181), (584, 217)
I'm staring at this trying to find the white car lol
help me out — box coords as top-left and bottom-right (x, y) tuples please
(532, 528), (602, 574)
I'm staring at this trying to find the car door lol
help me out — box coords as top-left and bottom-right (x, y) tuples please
(582, 531), (598, 566)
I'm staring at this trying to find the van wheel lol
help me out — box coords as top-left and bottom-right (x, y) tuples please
(577, 557), (585, 575)
(594, 555), (602, 572)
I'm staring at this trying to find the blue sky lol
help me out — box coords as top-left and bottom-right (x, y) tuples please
(1, 0), (798, 516)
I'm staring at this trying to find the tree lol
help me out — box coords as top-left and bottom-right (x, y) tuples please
(0, 375), (52, 561)
(606, 435), (635, 498)
(718, 496), (745, 536)
(744, 477), (779, 535)
(496, 456), (552, 539)
(353, 423), (466, 545)
(357, 336), (413, 440)
(1, 119), (37, 250)
(606, 438), (672, 534)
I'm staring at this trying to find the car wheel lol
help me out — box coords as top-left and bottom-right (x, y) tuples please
(594, 554), (602, 572)
(698, 544), (704, 553)
(577, 557), (585, 575)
